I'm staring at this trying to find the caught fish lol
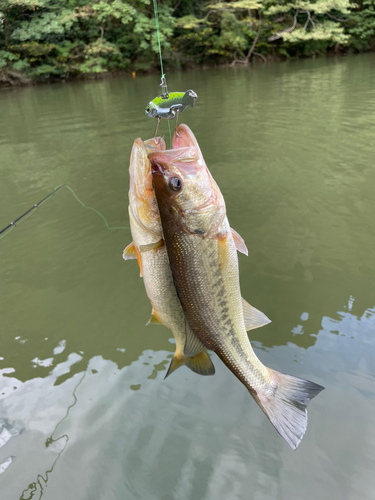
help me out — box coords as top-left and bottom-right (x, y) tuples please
(149, 125), (324, 450)
(124, 128), (269, 377)
(123, 134), (214, 377)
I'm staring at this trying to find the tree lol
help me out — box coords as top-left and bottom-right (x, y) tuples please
(265, 0), (351, 54)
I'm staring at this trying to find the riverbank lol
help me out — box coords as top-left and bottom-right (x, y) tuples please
(1, 47), (374, 90)
(1, 0), (374, 88)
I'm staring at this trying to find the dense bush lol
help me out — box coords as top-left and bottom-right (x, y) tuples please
(0, 0), (374, 85)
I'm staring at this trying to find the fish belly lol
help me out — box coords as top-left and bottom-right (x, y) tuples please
(129, 218), (186, 353)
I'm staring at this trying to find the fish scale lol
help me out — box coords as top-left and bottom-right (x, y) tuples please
(166, 217), (270, 394)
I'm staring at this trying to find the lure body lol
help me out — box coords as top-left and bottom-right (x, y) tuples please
(145, 90), (198, 120)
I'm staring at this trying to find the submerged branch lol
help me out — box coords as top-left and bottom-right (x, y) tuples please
(253, 51), (267, 62)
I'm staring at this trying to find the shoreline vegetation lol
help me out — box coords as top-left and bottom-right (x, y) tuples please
(1, 0), (374, 87)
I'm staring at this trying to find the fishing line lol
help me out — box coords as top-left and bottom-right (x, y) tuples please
(152, 0), (172, 147)
(0, 184), (128, 240)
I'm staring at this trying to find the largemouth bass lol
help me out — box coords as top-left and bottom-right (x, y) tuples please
(124, 135), (215, 376)
(124, 128), (270, 377)
(149, 125), (324, 450)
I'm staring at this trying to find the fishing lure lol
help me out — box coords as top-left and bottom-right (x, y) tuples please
(145, 77), (198, 141)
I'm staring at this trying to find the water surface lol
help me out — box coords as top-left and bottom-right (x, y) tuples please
(0, 54), (375, 500)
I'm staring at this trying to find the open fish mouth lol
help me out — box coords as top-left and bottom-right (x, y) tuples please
(150, 162), (164, 175)
(172, 123), (201, 151)
(148, 125), (203, 180)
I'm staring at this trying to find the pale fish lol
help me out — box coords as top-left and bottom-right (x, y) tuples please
(149, 125), (324, 449)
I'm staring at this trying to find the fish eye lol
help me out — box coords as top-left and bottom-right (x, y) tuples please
(168, 176), (182, 192)
(146, 106), (150, 112)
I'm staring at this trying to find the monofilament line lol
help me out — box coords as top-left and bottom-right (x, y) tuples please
(152, 0), (172, 147)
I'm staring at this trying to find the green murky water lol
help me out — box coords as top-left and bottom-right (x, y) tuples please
(1, 54), (374, 500)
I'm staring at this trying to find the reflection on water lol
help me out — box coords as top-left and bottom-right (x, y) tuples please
(19, 372), (85, 500)
(1, 53), (375, 499)
(0, 298), (372, 500)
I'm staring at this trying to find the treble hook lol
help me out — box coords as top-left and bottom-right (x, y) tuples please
(154, 118), (161, 144)
(174, 112), (181, 138)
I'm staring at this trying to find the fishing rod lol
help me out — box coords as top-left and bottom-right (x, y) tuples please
(0, 184), (65, 238)
(0, 184), (128, 240)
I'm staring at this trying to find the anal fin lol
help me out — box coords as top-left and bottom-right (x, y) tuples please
(146, 308), (163, 326)
(165, 351), (215, 378)
(183, 320), (207, 357)
(242, 297), (271, 331)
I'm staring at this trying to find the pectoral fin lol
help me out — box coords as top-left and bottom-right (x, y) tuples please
(242, 297), (271, 331)
(139, 239), (164, 253)
(183, 320), (207, 357)
(123, 242), (143, 277)
(231, 228), (248, 256)
(123, 242), (137, 260)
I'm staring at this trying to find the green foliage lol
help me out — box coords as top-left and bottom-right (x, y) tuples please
(208, 0), (262, 10)
(346, 0), (375, 50)
(0, 0), (374, 85)
(264, 0), (352, 51)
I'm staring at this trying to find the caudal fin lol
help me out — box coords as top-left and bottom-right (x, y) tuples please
(253, 371), (324, 450)
(165, 351), (215, 379)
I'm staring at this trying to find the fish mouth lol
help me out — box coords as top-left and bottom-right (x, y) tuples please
(172, 124), (200, 150)
(151, 162), (164, 175)
(148, 124), (202, 179)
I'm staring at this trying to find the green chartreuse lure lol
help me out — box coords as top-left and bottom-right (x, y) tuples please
(145, 90), (198, 120)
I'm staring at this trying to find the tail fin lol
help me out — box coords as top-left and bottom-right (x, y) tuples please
(165, 351), (215, 379)
(253, 370), (324, 450)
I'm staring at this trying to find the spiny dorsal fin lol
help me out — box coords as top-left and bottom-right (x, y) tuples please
(242, 297), (271, 331)
(231, 228), (248, 256)
(139, 239), (164, 253)
(183, 320), (207, 357)
(123, 242), (137, 260)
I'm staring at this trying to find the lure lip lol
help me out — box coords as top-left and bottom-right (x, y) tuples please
(145, 102), (158, 118)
